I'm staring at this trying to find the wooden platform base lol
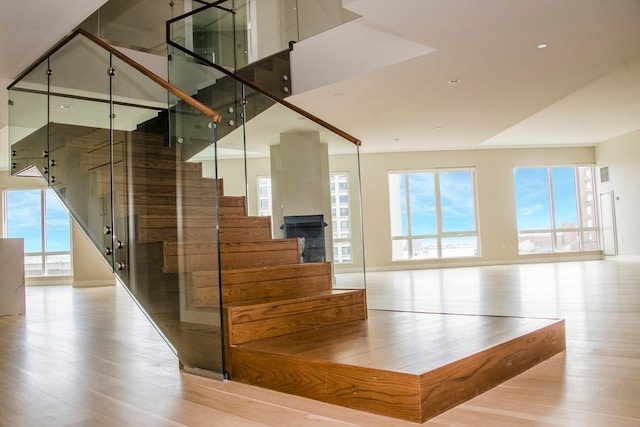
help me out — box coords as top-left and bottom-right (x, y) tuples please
(229, 310), (565, 423)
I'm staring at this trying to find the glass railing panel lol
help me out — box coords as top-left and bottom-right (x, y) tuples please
(44, 35), (115, 269)
(78, 0), (200, 53)
(215, 85), (366, 289)
(9, 60), (50, 179)
(169, 1), (246, 70)
(91, 52), (224, 374)
(169, 0), (358, 68)
(167, 91), (224, 373)
(8, 30), (227, 377)
(168, 47), (244, 160)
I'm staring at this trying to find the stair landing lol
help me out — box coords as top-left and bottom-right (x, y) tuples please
(229, 310), (565, 423)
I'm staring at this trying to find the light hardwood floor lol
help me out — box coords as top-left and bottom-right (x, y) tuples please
(1, 258), (638, 426)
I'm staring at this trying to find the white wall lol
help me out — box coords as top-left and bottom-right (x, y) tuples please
(595, 129), (640, 256)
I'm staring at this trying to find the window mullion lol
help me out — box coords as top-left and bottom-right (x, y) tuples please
(41, 189), (47, 274)
(434, 172), (442, 258)
(403, 174), (414, 259)
(547, 168), (557, 252)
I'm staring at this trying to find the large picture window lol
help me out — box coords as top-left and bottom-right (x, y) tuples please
(514, 166), (598, 254)
(388, 169), (479, 260)
(5, 189), (72, 277)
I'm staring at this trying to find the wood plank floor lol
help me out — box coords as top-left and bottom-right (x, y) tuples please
(1, 258), (638, 426)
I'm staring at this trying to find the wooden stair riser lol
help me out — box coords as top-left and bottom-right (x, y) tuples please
(136, 215), (272, 244)
(116, 204), (245, 219)
(115, 195), (245, 217)
(191, 263), (332, 307)
(225, 290), (367, 345)
(162, 239), (301, 273)
(192, 275), (334, 308)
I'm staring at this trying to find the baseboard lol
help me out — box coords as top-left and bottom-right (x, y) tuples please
(26, 277), (73, 286)
(73, 279), (116, 288)
(365, 252), (604, 272)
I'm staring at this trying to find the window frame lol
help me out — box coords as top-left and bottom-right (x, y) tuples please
(513, 165), (599, 254)
(330, 172), (353, 264)
(388, 168), (481, 261)
(4, 188), (73, 277)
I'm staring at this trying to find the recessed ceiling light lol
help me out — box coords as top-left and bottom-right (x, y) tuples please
(60, 104), (72, 109)
(448, 79), (461, 85)
(536, 43), (549, 49)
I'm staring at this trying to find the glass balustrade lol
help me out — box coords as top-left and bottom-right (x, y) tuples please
(167, 40), (366, 293)
(9, 60), (49, 178)
(8, 0), (366, 379)
(8, 31), (225, 377)
(168, 0), (295, 70)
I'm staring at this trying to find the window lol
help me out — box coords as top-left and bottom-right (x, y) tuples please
(389, 169), (479, 260)
(5, 189), (72, 276)
(330, 173), (352, 263)
(257, 176), (272, 217)
(514, 166), (598, 254)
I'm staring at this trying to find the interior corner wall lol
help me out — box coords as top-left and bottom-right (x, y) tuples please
(359, 146), (598, 271)
(71, 221), (115, 287)
(595, 129), (640, 256)
(0, 171), (113, 286)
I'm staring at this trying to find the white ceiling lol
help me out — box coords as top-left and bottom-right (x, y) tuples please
(289, 0), (640, 153)
(2, 0), (639, 154)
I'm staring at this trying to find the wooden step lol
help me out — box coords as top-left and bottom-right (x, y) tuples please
(224, 289), (367, 346)
(115, 194), (245, 217)
(191, 262), (332, 307)
(162, 238), (301, 272)
(135, 215), (271, 244)
(228, 312), (565, 423)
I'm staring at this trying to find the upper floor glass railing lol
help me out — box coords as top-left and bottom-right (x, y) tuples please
(79, 0), (211, 54)
(167, 0), (359, 70)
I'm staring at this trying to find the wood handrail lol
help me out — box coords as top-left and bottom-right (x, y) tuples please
(7, 29), (222, 124)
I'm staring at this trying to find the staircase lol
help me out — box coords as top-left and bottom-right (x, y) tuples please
(14, 119), (367, 375)
(9, 25), (565, 423)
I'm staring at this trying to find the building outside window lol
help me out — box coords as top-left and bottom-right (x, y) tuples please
(388, 169), (479, 260)
(257, 176), (272, 217)
(4, 188), (72, 276)
(513, 166), (598, 254)
(330, 173), (352, 264)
